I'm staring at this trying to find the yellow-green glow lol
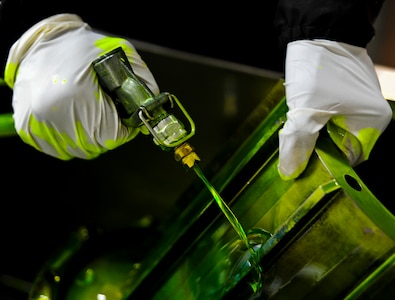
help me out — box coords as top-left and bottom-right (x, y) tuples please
(4, 61), (18, 88)
(192, 164), (250, 248)
(18, 114), (111, 160)
(279, 159), (310, 181)
(95, 37), (135, 59)
(328, 117), (381, 163)
(357, 127), (381, 160)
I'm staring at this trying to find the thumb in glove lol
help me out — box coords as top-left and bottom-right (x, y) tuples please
(277, 40), (392, 181)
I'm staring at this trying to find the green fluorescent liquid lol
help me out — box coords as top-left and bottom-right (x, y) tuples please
(192, 164), (251, 250)
(192, 164), (263, 295)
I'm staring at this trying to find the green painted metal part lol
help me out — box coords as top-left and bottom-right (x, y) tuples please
(125, 82), (395, 299)
(29, 79), (395, 299)
(0, 78), (16, 137)
(0, 112), (16, 137)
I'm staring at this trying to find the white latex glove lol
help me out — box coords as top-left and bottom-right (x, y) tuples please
(278, 39), (392, 180)
(4, 13), (159, 160)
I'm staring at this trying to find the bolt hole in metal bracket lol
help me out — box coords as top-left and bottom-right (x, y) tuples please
(127, 89), (395, 299)
(17, 72), (395, 299)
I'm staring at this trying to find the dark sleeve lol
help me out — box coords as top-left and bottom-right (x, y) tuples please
(274, 0), (385, 50)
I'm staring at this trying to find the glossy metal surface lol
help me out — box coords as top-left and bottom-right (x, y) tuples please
(124, 88), (395, 299)
(43, 90), (394, 300)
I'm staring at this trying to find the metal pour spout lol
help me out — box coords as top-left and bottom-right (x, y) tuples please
(92, 47), (198, 156)
(174, 142), (201, 168)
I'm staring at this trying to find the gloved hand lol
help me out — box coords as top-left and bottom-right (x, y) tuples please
(4, 13), (159, 160)
(278, 39), (393, 180)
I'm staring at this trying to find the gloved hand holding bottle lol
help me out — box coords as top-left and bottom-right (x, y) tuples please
(4, 13), (159, 160)
(274, 0), (392, 180)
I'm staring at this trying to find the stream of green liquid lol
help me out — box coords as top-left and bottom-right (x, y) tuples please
(193, 164), (251, 249)
(192, 164), (262, 293)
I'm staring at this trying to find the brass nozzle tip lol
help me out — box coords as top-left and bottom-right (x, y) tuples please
(174, 142), (201, 168)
